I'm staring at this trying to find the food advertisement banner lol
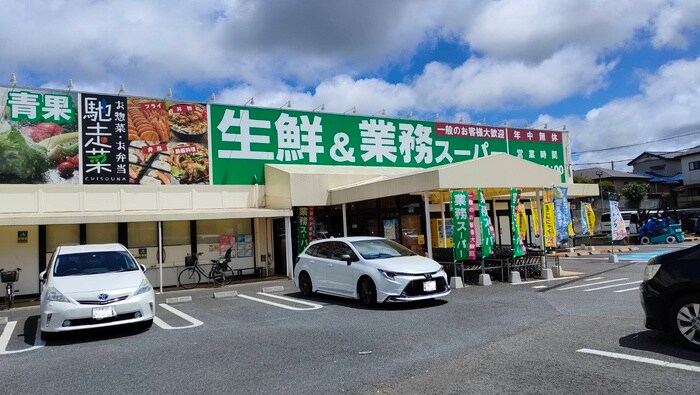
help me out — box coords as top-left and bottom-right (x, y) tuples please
(80, 93), (129, 184)
(0, 87), (79, 184)
(209, 105), (567, 185)
(126, 98), (209, 185)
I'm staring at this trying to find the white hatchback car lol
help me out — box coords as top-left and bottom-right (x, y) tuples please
(39, 243), (155, 340)
(294, 236), (450, 306)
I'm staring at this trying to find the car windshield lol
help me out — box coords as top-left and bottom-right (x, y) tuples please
(351, 239), (416, 260)
(53, 251), (140, 277)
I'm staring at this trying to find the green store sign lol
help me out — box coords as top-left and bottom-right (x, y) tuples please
(209, 105), (566, 185)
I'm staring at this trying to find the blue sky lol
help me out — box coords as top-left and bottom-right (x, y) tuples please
(1, 0), (699, 172)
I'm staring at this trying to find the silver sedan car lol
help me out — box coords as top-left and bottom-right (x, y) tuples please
(39, 243), (155, 340)
(294, 236), (450, 306)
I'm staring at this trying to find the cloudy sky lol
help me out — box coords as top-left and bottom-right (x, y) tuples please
(2, 0), (699, 172)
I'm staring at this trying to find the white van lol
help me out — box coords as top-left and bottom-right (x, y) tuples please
(600, 211), (640, 235)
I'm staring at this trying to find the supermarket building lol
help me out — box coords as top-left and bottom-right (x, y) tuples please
(0, 84), (597, 297)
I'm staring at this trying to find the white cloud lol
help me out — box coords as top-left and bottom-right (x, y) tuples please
(650, 0), (700, 48)
(547, 57), (700, 170)
(442, 0), (663, 61)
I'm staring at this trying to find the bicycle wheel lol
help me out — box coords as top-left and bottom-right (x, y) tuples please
(211, 266), (227, 287)
(178, 268), (201, 289)
(221, 264), (235, 285)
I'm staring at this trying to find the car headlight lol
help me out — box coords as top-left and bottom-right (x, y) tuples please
(134, 279), (153, 296)
(46, 287), (71, 303)
(643, 257), (661, 282)
(378, 269), (396, 280)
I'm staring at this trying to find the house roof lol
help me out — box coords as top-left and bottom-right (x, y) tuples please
(574, 167), (650, 181)
(634, 171), (683, 184)
(628, 145), (700, 165)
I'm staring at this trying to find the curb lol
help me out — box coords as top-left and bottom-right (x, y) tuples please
(165, 296), (192, 304)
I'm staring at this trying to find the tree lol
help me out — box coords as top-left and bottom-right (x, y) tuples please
(574, 175), (593, 183)
(622, 182), (649, 208)
(600, 180), (616, 195)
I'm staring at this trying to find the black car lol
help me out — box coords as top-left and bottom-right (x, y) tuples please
(640, 243), (700, 350)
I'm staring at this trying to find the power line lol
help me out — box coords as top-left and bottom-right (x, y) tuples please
(571, 124), (700, 155)
(572, 158), (633, 167)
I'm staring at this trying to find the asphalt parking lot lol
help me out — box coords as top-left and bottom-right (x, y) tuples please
(1, 244), (699, 394)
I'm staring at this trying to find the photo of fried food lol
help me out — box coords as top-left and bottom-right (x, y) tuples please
(127, 98), (169, 143)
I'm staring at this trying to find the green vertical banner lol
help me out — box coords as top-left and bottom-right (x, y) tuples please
(478, 189), (495, 258)
(450, 191), (469, 261)
(298, 207), (310, 252)
(510, 188), (527, 257)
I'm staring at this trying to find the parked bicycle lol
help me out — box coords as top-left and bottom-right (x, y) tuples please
(0, 268), (21, 309)
(178, 248), (234, 289)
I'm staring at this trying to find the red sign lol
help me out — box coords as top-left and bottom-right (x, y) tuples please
(173, 145), (198, 155)
(507, 128), (562, 143)
(435, 123), (506, 140)
(170, 103), (197, 113)
(141, 143), (168, 154)
(139, 102), (165, 111)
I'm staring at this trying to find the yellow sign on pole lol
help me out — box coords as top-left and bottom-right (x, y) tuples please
(543, 202), (557, 247)
(530, 199), (540, 237)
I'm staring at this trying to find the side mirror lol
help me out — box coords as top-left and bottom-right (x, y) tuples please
(139, 264), (147, 272)
(39, 270), (47, 282)
(340, 254), (353, 265)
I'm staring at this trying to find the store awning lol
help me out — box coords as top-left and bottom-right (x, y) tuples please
(264, 153), (599, 208)
(328, 153), (596, 205)
(264, 164), (422, 207)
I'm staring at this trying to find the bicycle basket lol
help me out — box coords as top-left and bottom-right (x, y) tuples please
(185, 256), (195, 267)
(1, 270), (18, 283)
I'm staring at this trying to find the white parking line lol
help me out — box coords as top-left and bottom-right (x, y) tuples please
(237, 293), (323, 311)
(510, 276), (579, 285)
(614, 287), (640, 293)
(559, 278), (629, 291)
(584, 280), (642, 292)
(584, 277), (604, 281)
(577, 348), (700, 373)
(0, 321), (44, 355)
(153, 303), (203, 330)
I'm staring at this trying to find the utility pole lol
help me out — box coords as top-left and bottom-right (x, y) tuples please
(611, 160), (614, 170)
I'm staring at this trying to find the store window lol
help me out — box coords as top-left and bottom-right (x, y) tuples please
(46, 224), (80, 252)
(163, 221), (190, 246)
(86, 223), (118, 244)
(128, 222), (158, 247)
(196, 219), (252, 244)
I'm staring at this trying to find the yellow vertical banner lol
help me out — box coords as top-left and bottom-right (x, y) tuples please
(583, 203), (596, 235)
(543, 202), (557, 247)
(530, 199), (540, 237)
(516, 203), (527, 238)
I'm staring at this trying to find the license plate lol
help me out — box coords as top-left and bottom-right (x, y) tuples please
(423, 280), (436, 292)
(92, 306), (117, 320)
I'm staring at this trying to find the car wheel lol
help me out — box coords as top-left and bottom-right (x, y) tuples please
(358, 277), (376, 307)
(640, 236), (651, 245)
(298, 271), (313, 296)
(665, 235), (676, 244)
(668, 294), (700, 351)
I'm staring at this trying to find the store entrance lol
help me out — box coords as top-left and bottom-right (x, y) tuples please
(272, 218), (287, 276)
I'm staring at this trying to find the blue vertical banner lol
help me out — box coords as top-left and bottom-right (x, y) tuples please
(553, 186), (571, 243)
